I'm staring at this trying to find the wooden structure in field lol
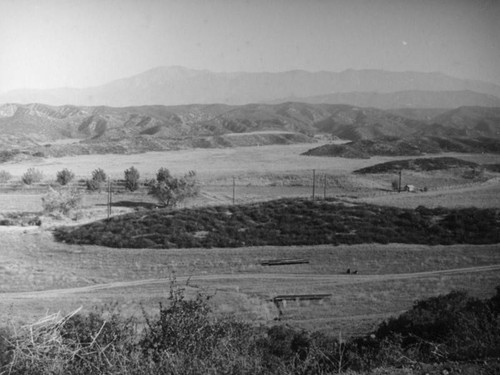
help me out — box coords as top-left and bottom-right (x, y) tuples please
(260, 258), (309, 266)
(272, 294), (331, 303)
(272, 293), (332, 319)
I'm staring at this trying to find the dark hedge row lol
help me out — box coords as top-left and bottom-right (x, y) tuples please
(53, 198), (500, 249)
(353, 157), (479, 174)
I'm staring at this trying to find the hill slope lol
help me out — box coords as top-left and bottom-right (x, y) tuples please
(430, 106), (500, 138)
(353, 157), (480, 174)
(303, 136), (500, 159)
(2, 102), (500, 159)
(0, 102), (432, 157)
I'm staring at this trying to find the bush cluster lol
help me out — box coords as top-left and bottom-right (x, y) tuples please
(56, 168), (75, 186)
(354, 157), (480, 174)
(124, 166), (140, 191)
(0, 170), (12, 183)
(373, 289), (500, 363)
(1, 287), (499, 374)
(86, 168), (107, 192)
(0, 150), (20, 163)
(54, 198), (500, 249)
(21, 167), (44, 185)
(147, 168), (199, 207)
(42, 187), (82, 216)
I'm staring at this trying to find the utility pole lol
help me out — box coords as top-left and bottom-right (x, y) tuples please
(107, 179), (112, 219)
(232, 176), (235, 205)
(323, 174), (327, 200)
(312, 169), (316, 200)
(398, 170), (402, 193)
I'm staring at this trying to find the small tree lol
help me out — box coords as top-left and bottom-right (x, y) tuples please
(91, 168), (107, 183)
(391, 179), (399, 191)
(56, 168), (75, 186)
(86, 168), (107, 192)
(124, 166), (140, 192)
(0, 170), (12, 183)
(148, 168), (199, 208)
(22, 168), (44, 185)
(42, 187), (82, 216)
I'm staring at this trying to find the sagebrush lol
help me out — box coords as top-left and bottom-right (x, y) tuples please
(56, 168), (75, 186)
(0, 170), (12, 183)
(86, 168), (107, 192)
(42, 187), (82, 216)
(54, 198), (500, 249)
(21, 168), (44, 185)
(1, 286), (499, 374)
(124, 166), (140, 191)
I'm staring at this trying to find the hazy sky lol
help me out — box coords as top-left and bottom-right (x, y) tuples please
(0, 0), (499, 93)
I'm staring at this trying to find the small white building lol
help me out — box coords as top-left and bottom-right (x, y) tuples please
(404, 184), (416, 192)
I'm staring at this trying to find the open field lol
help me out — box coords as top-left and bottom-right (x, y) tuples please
(1, 226), (499, 336)
(1, 144), (500, 339)
(2, 142), (500, 181)
(1, 147), (499, 215)
(359, 179), (500, 208)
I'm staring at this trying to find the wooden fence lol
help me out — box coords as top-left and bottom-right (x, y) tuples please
(0, 180), (147, 194)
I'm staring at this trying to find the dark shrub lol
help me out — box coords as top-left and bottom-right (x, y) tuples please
(56, 168), (75, 186)
(375, 290), (500, 361)
(85, 178), (102, 192)
(491, 286), (500, 316)
(123, 166), (140, 192)
(91, 168), (107, 183)
(140, 285), (258, 366)
(86, 168), (108, 192)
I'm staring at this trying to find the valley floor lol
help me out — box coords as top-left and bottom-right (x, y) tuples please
(0, 144), (499, 336)
(1, 226), (499, 336)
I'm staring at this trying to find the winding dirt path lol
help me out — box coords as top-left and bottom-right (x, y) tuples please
(2, 264), (499, 301)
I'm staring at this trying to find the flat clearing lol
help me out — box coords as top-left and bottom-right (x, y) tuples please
(0, 143), (347, 180)
(2, 143), (498, 181)
(360, 179), (500, 208)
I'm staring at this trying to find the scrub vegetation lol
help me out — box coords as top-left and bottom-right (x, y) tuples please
(1, 284), (499, 375)
(53, 198), (500, 249)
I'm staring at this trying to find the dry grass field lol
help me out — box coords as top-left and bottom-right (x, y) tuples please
(359, 180), (500, 208)
(1, 226), (499, 337)
(5, 143), (496, 181)
(1, 144), (500, 338)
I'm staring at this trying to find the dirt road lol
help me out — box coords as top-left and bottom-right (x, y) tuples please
(3, 264), (499, 301)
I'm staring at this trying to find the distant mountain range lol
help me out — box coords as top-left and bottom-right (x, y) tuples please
(1, 66), (500, 108)
(1, 102), (500, 160)
(274, 90), (500, 109)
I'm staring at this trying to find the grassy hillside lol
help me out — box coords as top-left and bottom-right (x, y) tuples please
(2, 103), (500, 161)
(303, 136), (500, 158)
(302, 137), (436, 158)
(353, 157), (480, 174)
(54, 198), (500, 249)
(432, 106), (500, 137)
